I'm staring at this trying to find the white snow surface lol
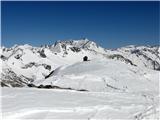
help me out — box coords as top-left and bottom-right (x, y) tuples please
(1, 58), (159, 119)
(1, 88), (159, 120)
(1, 40), (160, 119)
(35, 59), (159, 93)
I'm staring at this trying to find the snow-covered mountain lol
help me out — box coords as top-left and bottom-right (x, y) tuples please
(0, 39), (159, 88)
(1, 39), (159, 119)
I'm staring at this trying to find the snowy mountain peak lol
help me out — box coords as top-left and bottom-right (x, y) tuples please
(1, 39), (160, 88)
(49, 39), (103, 54)
(53, 39), (97, 49)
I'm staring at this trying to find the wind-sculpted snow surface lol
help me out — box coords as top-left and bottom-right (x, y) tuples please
(1, 88), (159, 120)
(36, 59), (159, 93)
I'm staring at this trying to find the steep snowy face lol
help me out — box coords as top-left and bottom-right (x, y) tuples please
(108, 45), (160, 70)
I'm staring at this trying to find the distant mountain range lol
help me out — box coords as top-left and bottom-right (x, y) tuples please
(0, 38), (160, 88)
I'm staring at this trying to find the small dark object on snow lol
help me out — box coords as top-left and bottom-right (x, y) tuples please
(1, 55), (7, 60)
(37, 84), (44, 88)
(83, 56), (88, 61)
(28, 83), (36, 87)
(39, 49), (46, 58)
(44, 65), (51, 71)
(78, 89), (88, 91)
(45, 70), (55, 79)
(43, 85), (53, 89)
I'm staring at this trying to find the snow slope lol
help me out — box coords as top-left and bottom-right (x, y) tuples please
(35, 59), (159, 93)
(1, 88), (159, 120)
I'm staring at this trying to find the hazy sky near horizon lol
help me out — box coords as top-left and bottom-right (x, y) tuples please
(1, 1), (159, 48)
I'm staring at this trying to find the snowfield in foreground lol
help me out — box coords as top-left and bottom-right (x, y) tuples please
(1, 88), (159, 120)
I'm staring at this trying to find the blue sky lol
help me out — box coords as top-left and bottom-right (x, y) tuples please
(1, 1), (159, 48)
